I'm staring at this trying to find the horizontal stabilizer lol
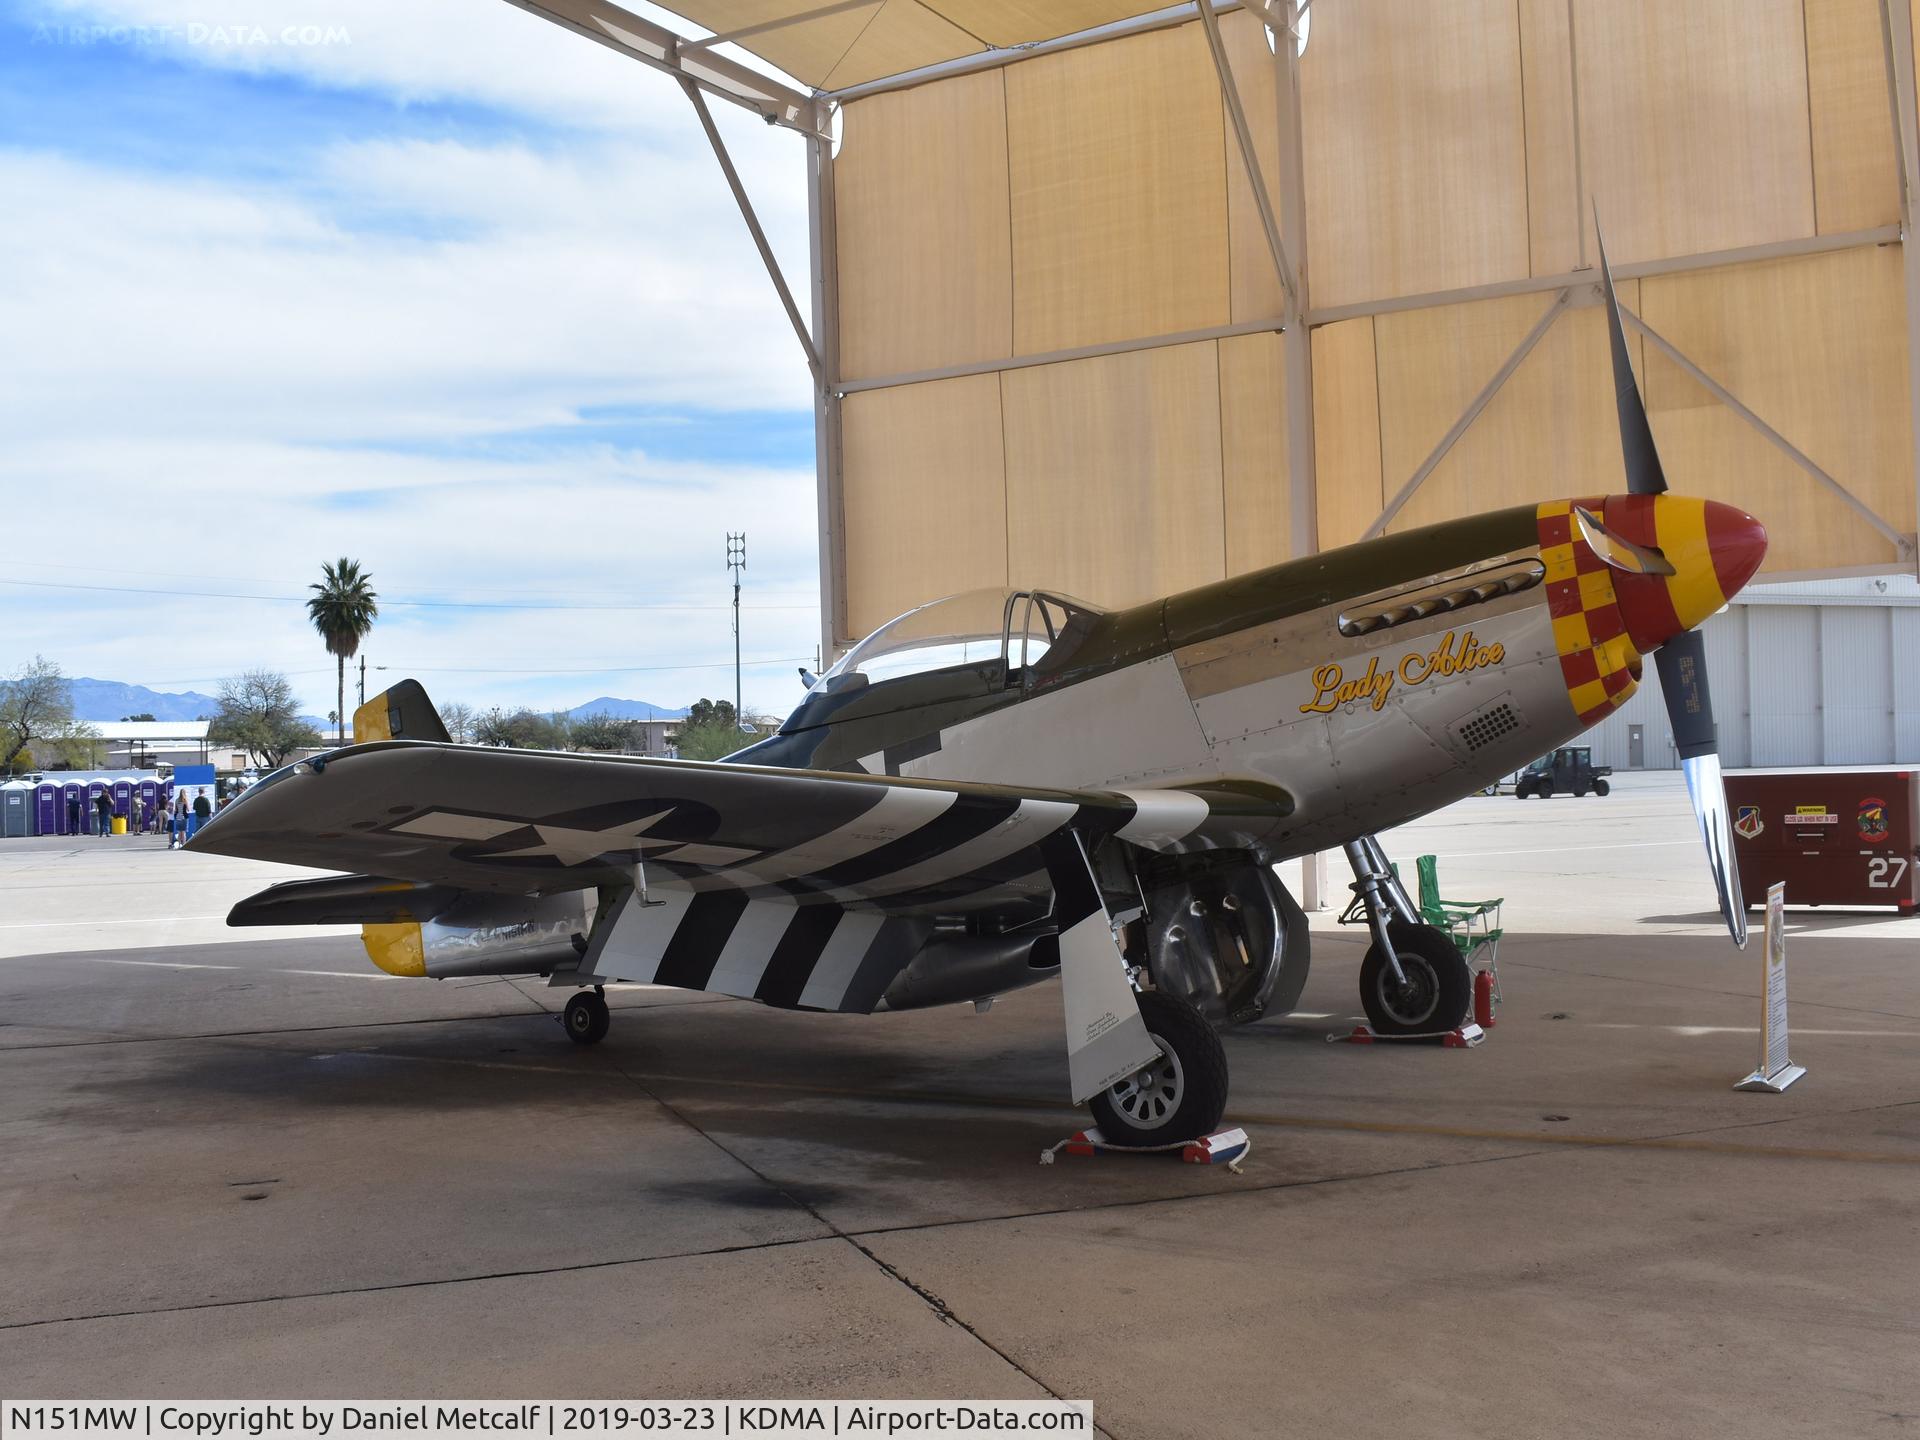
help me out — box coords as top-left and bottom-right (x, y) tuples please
(228, 873), (463, 927)
(353, 678), (449, 745)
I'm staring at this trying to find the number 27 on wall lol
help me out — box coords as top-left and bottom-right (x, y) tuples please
(1867, 856), (1910, 888)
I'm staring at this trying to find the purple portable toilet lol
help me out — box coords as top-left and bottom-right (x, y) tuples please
(34, 782), (58, 836)
(60, 781), (84, 835)
(84, 780), (107, 835)
(110, 779), (134, 827)
(136, 778), (161, 834)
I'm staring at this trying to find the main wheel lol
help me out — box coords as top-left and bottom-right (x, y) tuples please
(1088, 990), (1229, 1147)
(563, 990), (610, 1045)
(1359, 923), (1473, 1037)
(1593, 778), (1611, 796)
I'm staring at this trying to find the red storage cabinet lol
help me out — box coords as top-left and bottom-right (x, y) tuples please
(1725, 770), (1918, 914)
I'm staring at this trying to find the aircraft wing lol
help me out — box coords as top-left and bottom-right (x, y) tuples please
(189, 740), (1289, 917)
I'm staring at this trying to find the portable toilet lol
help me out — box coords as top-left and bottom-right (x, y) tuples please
(0, 781), (29, 838)
(84, 779), (107, 835)
(110, 779), (134, 833)
(59, 781), (84, 835)
(34, 782), (59, 835)
(136, 778), (161, 833)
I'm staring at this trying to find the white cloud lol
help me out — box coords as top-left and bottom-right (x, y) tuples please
(1, 6), (838, 720)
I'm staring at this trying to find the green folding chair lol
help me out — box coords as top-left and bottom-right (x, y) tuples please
(1416, 854), (1503, 999)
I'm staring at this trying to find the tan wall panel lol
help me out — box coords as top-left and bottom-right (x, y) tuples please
(1573, 0), (1814, 263)
(1378, 283), (1642, 534)
(1806, 0), (1900, 234)
(1640, 245), (1913, 572)
(930, 0), (1148, 48)
(1002, 343), (1226, 606)
(1310, 317), (1384, 550)
(1518, 0), (1582, 276)
(1219, 9), (1288, 323)
(836, 70), (1013, 380)
(1302, 0), (1530, 309)
(1005, 24), (1230, 354)
(822, 1), (980, 90)
(664, 0), (880, 89)
(1219, 331), (1291, 573)
(841, 374), (1009, 636)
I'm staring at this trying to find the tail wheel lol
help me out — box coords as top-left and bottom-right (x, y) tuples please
(563, 990), (610, 1045)
(1088, 990), (1229, 1147)
(1359, 923), (1472, 1036)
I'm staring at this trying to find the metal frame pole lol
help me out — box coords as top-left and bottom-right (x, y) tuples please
(807, 124), (850, 658)
(1362, 289), (1570, 540)
(1619, 304), (1914, 560)
(1880, 0), (1920, 577)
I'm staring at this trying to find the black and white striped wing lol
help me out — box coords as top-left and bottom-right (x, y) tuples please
(190, 740), (1289, 919)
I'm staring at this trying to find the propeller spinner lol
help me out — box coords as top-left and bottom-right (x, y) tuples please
(1582, 223), (1767, 946)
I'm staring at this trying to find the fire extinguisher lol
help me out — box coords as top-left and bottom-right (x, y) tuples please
(1473, 968), (1497, 1029)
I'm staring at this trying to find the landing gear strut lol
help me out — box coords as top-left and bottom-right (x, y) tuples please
(563, 986), (610, 1045)
(1341, 838), (1472, 1037)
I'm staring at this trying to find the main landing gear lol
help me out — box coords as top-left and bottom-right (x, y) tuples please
(1089, 989), (1230, 1147)
(1342, 837), (1472, 1037)
(563, 986), (610, 1045)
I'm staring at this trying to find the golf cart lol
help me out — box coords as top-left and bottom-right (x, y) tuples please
(1515, 746), (1612, 798)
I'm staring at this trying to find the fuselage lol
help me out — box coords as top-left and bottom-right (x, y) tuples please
(741, 493), (1767, 862)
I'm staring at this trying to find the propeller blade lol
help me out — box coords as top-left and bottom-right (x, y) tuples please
(1573, 504), (1676, 576)
(1595, 222), (1668, 496)
(1656, 631), (1747, 946)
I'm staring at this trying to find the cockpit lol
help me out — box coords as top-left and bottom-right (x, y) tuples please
(781, 588), (1105, 733)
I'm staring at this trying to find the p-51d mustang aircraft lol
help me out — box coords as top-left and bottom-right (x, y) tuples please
(193, 244), (1765, 1146)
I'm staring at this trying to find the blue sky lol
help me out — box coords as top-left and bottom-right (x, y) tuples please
(0, 0), (824, 721)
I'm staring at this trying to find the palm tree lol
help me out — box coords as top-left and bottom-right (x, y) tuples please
(306, 558), (379, 745)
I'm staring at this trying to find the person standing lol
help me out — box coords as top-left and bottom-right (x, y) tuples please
(64, 791), (80, 836)
(191, 789), (211, 839)
(93, 788), (113, 839)
(171, 792), (189, 850)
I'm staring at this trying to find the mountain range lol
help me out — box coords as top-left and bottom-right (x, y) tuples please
(68, 678), (689, 725)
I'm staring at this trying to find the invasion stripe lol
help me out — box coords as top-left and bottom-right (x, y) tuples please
(576, 886), (694, 985)
(703, 899), (807, 999)
(702, 785), (958, 891)
(1113, 789), (1208, 849)
(651, 890), (750, 991)
(755, 905), (847, 1007)
(796, 911), (888, 1010)
(823, 798), (1080, 904)
(779, 795), (1021, 899)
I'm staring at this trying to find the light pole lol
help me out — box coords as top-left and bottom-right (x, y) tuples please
(726, 532), (746, 728)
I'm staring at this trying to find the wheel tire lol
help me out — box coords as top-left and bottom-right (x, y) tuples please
(1088, 990), (1229, 1147)
(1593, 779), (1611, 796)
(1359, 923), (1473, 1037)
(1514, 784), (1530, 800)
(563, 991), (610, 1045)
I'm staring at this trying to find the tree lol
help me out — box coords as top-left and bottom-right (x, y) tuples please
(472, 707), (569, 750)
(1, 657), (97, 775)
(121, 712), (157, 723)
(570, 711), (641, 752)
(207, 670), (322, 769)
(673, 697), (754, 761)
(440, 700), (475, 744)
(306, 558), (378, 745)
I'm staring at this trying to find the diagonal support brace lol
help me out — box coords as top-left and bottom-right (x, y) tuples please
(1196, 0), (1298, 315)
(678, 74), (824, 386)
(1364, 289), (1570, 540)
(1620, 304), (1914, 560)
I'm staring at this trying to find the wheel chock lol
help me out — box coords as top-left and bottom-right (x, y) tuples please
(1333, 1022), (1487, 1047)
(1040, 1125), (1251, 1171)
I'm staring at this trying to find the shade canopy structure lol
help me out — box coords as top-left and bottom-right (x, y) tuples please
(503, 0), (1920, 660)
